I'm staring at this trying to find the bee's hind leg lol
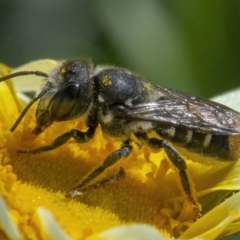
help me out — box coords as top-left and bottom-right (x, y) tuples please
(135, 132), (202, 219)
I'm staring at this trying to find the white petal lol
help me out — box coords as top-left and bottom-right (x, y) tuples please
(89, 224), (173, 240)
(37, 207), (72, 240)
(0, 196), (21, 240)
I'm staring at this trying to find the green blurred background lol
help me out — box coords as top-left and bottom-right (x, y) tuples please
(0, 0), (240, 97)
(0, 1), (240, 239)
(1, 0), (240, 98)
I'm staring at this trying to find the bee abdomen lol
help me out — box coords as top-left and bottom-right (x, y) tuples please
(156, 127), (240, 160)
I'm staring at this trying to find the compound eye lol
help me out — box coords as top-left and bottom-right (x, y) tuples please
(49, 83), (80, 121)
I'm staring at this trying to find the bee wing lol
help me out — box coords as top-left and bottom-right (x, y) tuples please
(125, 86), (240, 135)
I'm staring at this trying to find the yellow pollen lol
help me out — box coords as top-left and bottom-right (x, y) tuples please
(60, 67), (66, 74)
(102, 75), (112, 86)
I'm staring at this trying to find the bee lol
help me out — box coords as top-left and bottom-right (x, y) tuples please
(1, 59), (240, 217)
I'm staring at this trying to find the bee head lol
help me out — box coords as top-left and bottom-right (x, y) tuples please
(0, 60), (94, 135)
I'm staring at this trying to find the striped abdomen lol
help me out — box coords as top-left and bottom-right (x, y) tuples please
(156, 127), (240, 161)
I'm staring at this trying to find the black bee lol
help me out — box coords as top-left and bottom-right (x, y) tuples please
(1, 59), (240, 217)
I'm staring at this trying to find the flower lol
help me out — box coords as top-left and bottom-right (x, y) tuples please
(0, 60), (240, 239)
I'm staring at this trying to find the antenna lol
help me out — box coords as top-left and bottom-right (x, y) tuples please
(0, 71), (48, 82)
(0, 70), (49, 131)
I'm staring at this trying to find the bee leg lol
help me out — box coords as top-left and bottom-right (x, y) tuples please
(135, 133), (201, 218)
(66, 167), (126, 197)
(68, 140), (133, 196)
(17, 127), (96, 154)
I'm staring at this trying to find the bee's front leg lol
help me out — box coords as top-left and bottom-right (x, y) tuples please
(17, 127), (96, 154)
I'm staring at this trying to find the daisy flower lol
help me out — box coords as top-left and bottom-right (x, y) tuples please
(0, 60), (239, 240)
